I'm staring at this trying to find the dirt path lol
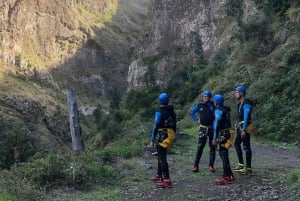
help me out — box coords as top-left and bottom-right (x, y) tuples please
(123, 135), (300, 201)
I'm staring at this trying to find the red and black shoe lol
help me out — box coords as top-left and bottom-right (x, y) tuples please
(208, 166), (215, 172)
(150, 174), (162, 183)
(192, 166), (199, 173)
(216, 176), (231, 185)
(156, 178), (172, 188)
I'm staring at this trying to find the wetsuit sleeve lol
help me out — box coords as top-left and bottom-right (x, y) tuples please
(189, 104), (199, 122)
(150, 111), (161, 142)
(242, 104), (251, 131)
(209, 103), (215, 113)
(213, 109), (223, 140)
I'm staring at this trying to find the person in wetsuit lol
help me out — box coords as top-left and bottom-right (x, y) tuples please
(189, 90), (215, 172)
(212, 94), (235, 185)
(149, 92), (176, 188)
(233, 86), (254, 175)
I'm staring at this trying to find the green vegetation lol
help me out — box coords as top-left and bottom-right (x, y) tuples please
(253, 0), (290, 16)
(0, 193), (14, 201)
(285, 169), (300, 199)
(0, 120), (34, 169)
(0, 153), (119, 201)
(0, 0), (300, 199)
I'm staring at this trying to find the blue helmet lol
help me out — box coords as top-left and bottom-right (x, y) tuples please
(159, 93), (169, 104)
(235, 86), (247, 94)
(202, 90), (212, 98)
(214, 94), (224, 105)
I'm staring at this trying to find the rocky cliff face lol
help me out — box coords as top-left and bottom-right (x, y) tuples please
(0, 0), (265, 153)
(0, 0), (104, 65)
(127, 0), (259, 89)
(0, 0), (151, 153)
(0, 0), (151, 96)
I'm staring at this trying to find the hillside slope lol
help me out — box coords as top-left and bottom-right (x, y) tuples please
(0, 0), (152, 155)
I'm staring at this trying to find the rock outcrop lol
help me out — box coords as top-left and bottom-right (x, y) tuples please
(127, 0), (260, 90)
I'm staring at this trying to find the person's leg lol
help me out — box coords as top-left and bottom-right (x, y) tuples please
(158, 145), (169, 179)
(193, 129), (207, 168)
(193, 134), (207, 172)
(222, 148), (232, 177)
(237, 134), (253, 175)
(234, 130), (244, 170)
(151, 145), (162, 183)
(157, 145), (163, 177)
(243, 134), (252, 168)
(208, 130), (216, 170)
(219, 147), (226, 176)
(216, 147), (232, 185)
(156, 145), (172, 188)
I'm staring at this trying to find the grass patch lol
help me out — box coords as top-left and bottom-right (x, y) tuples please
(56, 187), (122, 201)
(285, 169), (300, 199)
(182, 127), (199, 136)
(253, 135), (300, 151)
(0, 193), (14, 201)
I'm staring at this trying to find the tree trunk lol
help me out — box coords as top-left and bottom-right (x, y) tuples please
(67, 89), (84, 154)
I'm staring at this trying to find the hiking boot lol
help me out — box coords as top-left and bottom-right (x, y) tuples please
(156, 178), (172, 188)
(216, 176), (231, 185)
(238, 167), (253, 175)
(208, 166), (215, 172)
(150, 174), (162, 183)
(233, 163), (244, 171)
(192, 166), (199, 173)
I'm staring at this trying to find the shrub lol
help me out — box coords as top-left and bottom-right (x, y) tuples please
(285, 169), (300, 199)
(250, 65), (300, 142)
(0, 152), (120, 198)
(0, 119), (34, 169)
(123, 88), (158, 112)
(253, 0), (290, 16)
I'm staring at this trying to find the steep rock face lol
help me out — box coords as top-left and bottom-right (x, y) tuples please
(0, 0), (152, 153)
(0, 0), (104, 65)
(0, 0), (106, 153)
(0, 94), (70, 153)
(127, 0), (259, 89)
(0, 0), (151, 96)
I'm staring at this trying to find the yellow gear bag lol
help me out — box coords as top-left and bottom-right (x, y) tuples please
(239, 122), (254, 134)
(158, 128), (175, 149)
(219, 128), (235, 149)
(246, 123), (253, 134)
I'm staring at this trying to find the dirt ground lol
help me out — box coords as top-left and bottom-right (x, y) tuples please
(122, 134), (300, 201)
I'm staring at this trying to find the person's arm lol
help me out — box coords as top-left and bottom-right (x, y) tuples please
(209, 102), (215, 113)
(242, 104), (251, 131)
(189, 104), (199, 122)
(150, 111), (161, 147)
(213, 109), (223, 141)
